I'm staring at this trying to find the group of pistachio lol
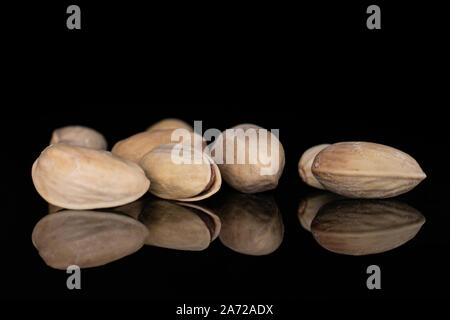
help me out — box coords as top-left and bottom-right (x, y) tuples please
(30, 119), (286, 269)
(30, 118), (427, 269)
(32, 119), (286, 211)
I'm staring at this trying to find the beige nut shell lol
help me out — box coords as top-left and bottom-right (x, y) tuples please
(32, 143), (150, 209)
(147, 118), (194, 132)
(112, 129), (206, 163)
(298, 144), (330, 189)
(50, 125), (107, 150)
(214, 124), (285, 193)
(139, 143), (221, 201)
(311, 142), (426, 198)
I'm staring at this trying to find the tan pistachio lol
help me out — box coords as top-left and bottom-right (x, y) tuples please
(211, 124), (285, 193)
(139, 143), (221, 201)
(147, 118), (194, 132)
(216, 193), (284, 256)
(298, 144), (330, 189)
(138, 199), (221, 251)
(32, 210), (149, 269)
(50, 125), (107, 150)
(112, 129), (206, 164)
(32, 143), (150, 209)
(297, 192), (342, 232)
(311, 200), (425, 255)
(312, 142), (427, 198)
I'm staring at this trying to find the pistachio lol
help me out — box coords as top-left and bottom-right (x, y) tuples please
(212, 124), (285, 193)
(32, 143), (150, 209)
(50, 125), (107, 150)
(139, 143), (221, 201)
(215, 193), (284, 256)
(112, 129), (206, 163)
(147, 118), (193, 132)
(139, 199), (221, 250)
(297, 192), (342, 232)
(312, 142), (426, 198)
(311, 200), (425, 255)
(298, 144), (330, 189)
(32, 210), (149, 269)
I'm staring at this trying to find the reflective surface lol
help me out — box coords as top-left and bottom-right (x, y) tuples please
(214, 192), (284, 256)
(33, 188), (429, 271)
(309, 198), (425, 255)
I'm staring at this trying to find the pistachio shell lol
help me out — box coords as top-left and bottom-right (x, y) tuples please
(297, 192), (342, 232)
(32, 210), (149, 269)
(147, 118), (193, 132)
(312, 142), (427, 198)
(298, 144), (330, 189)
(213, 124), (285, 193)
(311, 200), (425, 255)
(216, 193), (284, 256)
(32, 143), (150, 209)
(112, 129), (206, 163)
(139, 199), (221, 250)
(139, 143), (221, 201)
(50, 125), (107, 150)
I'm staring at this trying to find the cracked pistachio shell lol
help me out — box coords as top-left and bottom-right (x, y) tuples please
(32, 210), (149, 269)
(32, 143), (150, 209)
(139, 199), (221, 251)
(216, 193), (284, 256)
(213, 124), (285, 193)
(298, 144), (330, 189)
(112, 129), (206, 163)
(312, 142), (427, 198)
(50, 125), (107, 150)
(311, 200), (425, 255)
(147, 118), (194, 132)
(297, 192), (342, 232)
(139, 143), (221, 201)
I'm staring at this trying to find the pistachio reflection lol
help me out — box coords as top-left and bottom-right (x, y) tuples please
(215, 192), (284, 256)
(310, 199), (425, 255)
(297, 192), (342, 232)
(32, 210), (149, 269)
(138, 199), (221, 251)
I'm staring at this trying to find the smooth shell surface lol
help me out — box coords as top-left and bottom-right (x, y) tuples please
(298, 144), (330, 189)
(32, 143), (150, 209)
(213, 124), (285, 193)
(216, 193), (284, 256)
(297, 192), (342, 232)
(147, 118), (194, 132)
(139, 143), (221, 201)
(312, 142), (427, 198)
(50, 125), (107, 150)
(112, 129), (205, 163)
(139, 200), (220, 250)
(311, 200), (425, 255)
(32, 210), (149, 269)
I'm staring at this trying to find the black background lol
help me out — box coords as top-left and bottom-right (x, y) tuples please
(3, 0), (449, 315)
